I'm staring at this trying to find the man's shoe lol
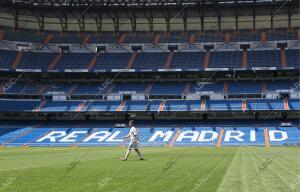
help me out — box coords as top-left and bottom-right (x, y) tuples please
(140, 158), (145, 160)
(120, 157), (127, 161)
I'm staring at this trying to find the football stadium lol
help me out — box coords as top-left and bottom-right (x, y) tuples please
(0, 0), (299, 191)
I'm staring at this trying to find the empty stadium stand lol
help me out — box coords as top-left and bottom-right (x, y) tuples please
(0, 0), (298, 149)
(0, 28), (299, 44)
(1, 80), (298, 96)
(0, 120), (298, 147)
(0, 48), (298, 72)
(0, 26), (299, 73)
(0, 98), (298, 112)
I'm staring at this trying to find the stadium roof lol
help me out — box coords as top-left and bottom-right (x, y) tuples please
(8, 0), (295, 8)
(1, 0), (297, 33)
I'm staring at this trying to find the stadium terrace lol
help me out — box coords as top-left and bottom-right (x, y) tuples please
(0, 1), (299, 191)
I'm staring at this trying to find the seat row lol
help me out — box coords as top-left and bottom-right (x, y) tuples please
(0, 99), (298, 112)
(1, 80), (298, 95)
(0, 49), (299, 72)
(2, 28), (299, 44)
(0, 126), (299, 147)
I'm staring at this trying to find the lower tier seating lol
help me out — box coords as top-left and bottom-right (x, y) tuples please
(1, 80), (298, 96)
(0, 121), (298, 147)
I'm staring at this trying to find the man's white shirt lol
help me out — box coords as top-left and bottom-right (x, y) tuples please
(125, 126), (139, 142)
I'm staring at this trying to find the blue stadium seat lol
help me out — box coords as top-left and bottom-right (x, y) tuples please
(206, 100), (242, 111)
(134, 52), (168, 69)
(94, 53), (131, 69)
(1, 123), (298, 147)
(150, 82), (185, 95)
(247, 50), (282, 68)
(17, 52), (55, 70)
(0, 50), (17, 69)
(209, 51), (243, 68)
(227, 81), (261, 94)
(286, 49), (300, 68)
(172, 52), (205, 69)
(41, 101), (82, 112)
(0, 99), (39, 112)
(54, 53), (94, 70)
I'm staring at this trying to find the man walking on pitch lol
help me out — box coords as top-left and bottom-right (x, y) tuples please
(121, 120), (144, 161)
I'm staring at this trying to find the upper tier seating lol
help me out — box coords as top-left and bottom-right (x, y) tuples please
(0, 50), (17, 69)
(133, 52), (168, 69)
(54, 53), (94, 70)
(247, 50), (282, 68)
(286, 49), (300, 68)
(51, 33), (84, 44)
(123, 32), (153, 44)
(0, 49), (298, 71)
(94, 53), (132, 69)
(209, 51), (243, 68)
(2, 28), (48, 43)
(1, 28), (298, 44)
(89, 33), (118, 44)
(18, 52), (55, 70)
(172, 52), (205, 69)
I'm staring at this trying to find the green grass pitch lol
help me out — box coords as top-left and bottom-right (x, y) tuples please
(0, 147), (299, 192)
